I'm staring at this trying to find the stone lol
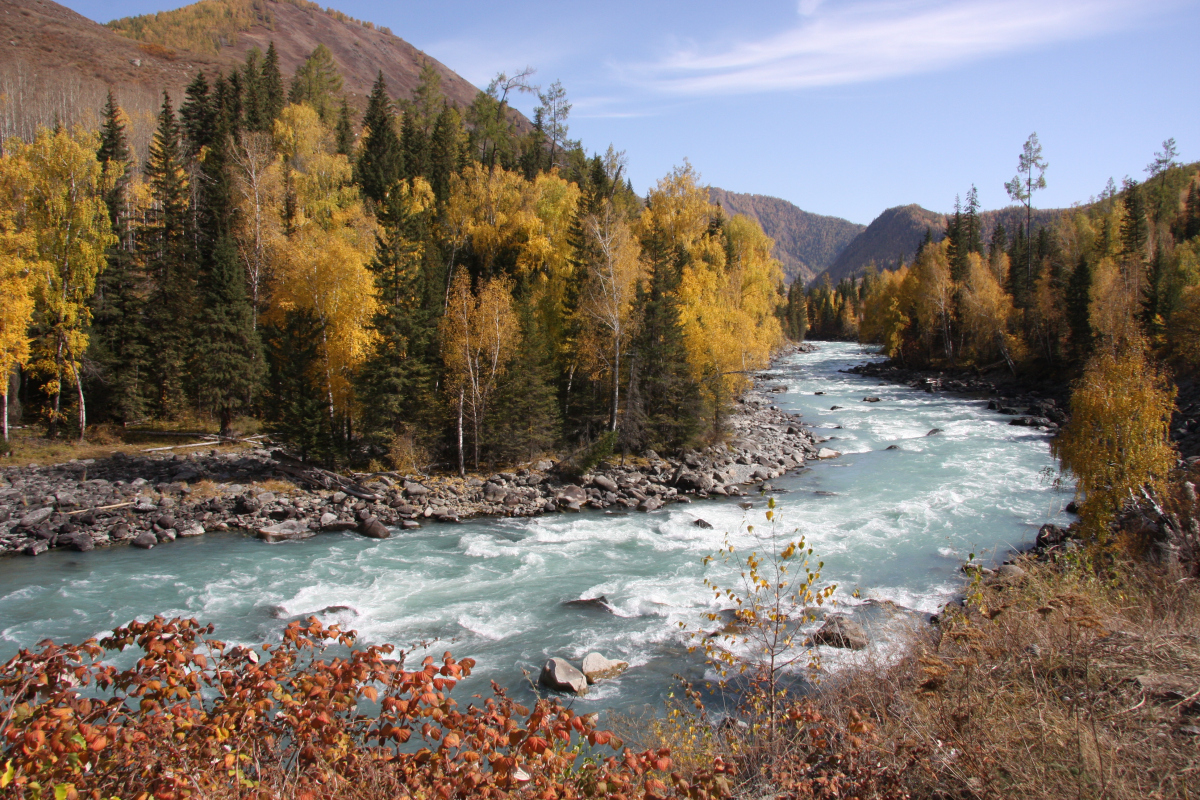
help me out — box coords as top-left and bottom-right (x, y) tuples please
(885, 444), (900, 450)
(810, 615), (868, 650)
(404, 481), (430, 498)
(926, 429), (943, 436)
(592, 474), (619, 493)
(319, 511), (338, 527)
(580, 653), (629, 683)
(692, 518), (714, 529)
(1010, 416), (1056, 429)
(358, 516), (390, 538)
(562, 596), (615, 613)
(539, 657), (588, 695)
(156, 529), (176, 542)
(19, 507), (53, 528)
(23, 540), (49, 556)
(863, 397), (881, 403)
(56, 531), (93, 552)
(401, 519), (421, 529)
(995, 564), (1026, 581)
(815, 448), (841, 459)
(132, 531), (157, 549)
(1035, 523), (1066, 549)
(257, 521), (313, 543)
(637, 496), (663, 512)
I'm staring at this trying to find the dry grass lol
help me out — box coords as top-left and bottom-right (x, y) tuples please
(817, 556), (1200, 799)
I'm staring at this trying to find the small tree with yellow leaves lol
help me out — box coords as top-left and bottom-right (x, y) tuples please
(694, 497), (835, 741)
(1052, 336), (1177, 542)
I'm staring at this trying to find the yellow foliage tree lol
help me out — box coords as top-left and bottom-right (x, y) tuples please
(443, 164), (539, 279)
(440, 270), (520, 475)
(1051, 337), (1177, 540)
(1, 127), (114, 440)
(960, 252), (1019, 369)
(0, 208), (39, 442)
(908, 240), (955, 363)
(269, 103), (376, 426)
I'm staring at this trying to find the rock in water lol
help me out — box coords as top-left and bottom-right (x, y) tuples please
(692, 518), (714, 529)
(132, 531), (158, 549)
(562, 596), (615, 613)
(358, 516), (390, 539)
(811, 615), (868, 650)
(926, 429), (943, 436)
(816, 448), (841, 459)
(539, 657), (588, 695)
(257, 520), (313, 543)
(581, 653), (629, 684)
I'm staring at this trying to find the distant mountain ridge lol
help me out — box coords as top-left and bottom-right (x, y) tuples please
(820, 203), (1064, 284)
(706, 188), (864, 284)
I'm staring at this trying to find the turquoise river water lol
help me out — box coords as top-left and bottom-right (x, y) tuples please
(0, 342), (1072, 712)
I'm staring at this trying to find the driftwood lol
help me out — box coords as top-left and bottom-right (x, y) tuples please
(270, 451), (378, 501)
(66, 502), (133, 515)
(141, 433), (267, 453)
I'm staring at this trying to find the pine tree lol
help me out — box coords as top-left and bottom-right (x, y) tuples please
(1066, 255), (1093, 362)
(263, 308), (331, 463)
(429, 104), (465, 205)
(90, 92), (148, 422)
(179, 72), (214, 158)
(241, 48), (266, 132)
(354, 71), (403, 205)
(194, 233), (263, 435)
(1120, 179), (1149, 261)
(401, 109), (431, 180)
(485, 304), (561, 464)
(335, 97), (354, 157)
(260, 42), (285, 124)
(356, 183), (437, 438)
(143, 93), (196, 417)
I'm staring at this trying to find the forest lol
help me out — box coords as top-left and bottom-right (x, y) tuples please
(0, 43), (786, 473)
(788, 135), (1200, 380)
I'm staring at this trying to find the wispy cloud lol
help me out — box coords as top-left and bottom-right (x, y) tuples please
(633, 0), (1166, 95)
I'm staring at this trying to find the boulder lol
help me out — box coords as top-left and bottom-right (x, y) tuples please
(322, 520), (359, 532)
(926, 429), (943, 436)
(1010, 416), (1056, 429)
(1035, 523), (1066, 549)
(815, 448), (841, 459)
(562, 596), (615, 614)
(863, 397), (881, 403)
(539, 657), (588, 695)
(19, 507), (53, 528)
(591, 474), (619, 493)
(401, 519), (421, 529)
(23, 540), (49, 556)
(131, 531), (158, 549)
(257, 520), (313, 543)
(692, 518), (714, 529)
(994, 564), (1027, 581)
(358, 516), (391, 539)
(580, 653), (629, 684)
(404, 481), (431, 498)
(810, 615), (868, 650)
(178, 523), (205, 537)
(57, 532), (94, 552)
(637, 496), (663, 512)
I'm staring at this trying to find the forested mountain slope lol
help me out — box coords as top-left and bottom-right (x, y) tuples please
(706, 187), (863, 284)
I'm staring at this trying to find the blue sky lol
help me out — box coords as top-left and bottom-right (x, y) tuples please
(65, 0), (1199, 224)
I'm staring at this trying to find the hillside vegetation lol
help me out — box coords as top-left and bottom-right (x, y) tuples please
(706, 187), (863, 284)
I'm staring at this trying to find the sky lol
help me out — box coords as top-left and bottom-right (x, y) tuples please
(62, 0), (1200, 224)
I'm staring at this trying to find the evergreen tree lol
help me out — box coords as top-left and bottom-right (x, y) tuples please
(1007, 224), (1029, 307)
(989, 223), (1008, 274)
(142, 94), (196, 416)
(260, 42), (285, 123)
(1182, 182), (1200, 241)
(241, 48), (266, 132)
(90, 92), (148, 422)
(485, 304), (561, 464)
(194, 234), (264, 435)
(1120, 179), (1149, 261)
(914, 226), (934, 262)
(263, 308), (331, 463)
(356, 185), (437, 438)
(401, 109), (431, 180)
(335, 97), (354, 157)
(354, 71), (403, 205)
(1066, 255), (1093, 361)
(629, 221), (701, 452)
(179, 72), (214, 158)
(429, 104), (465, 205)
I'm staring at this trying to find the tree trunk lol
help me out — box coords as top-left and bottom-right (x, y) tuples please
(2, 390), (7, 443)
(456, 389), (465, 478)
(72, 362), (86, 443)
(610, 346), (620, 432)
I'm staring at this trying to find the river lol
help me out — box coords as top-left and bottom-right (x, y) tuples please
(0, 342), (1072, 712)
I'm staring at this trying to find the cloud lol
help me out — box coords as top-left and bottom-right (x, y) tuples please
(634, 0), (1166, 95)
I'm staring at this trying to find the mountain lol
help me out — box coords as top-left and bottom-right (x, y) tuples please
(706, 188), (864, 284)
(819, 203), (1064, 284)
(0, 0), (514, 158)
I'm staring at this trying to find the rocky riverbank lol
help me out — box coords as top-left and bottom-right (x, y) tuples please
(846, 356), (1200, 460)
(0, 346), (832, 558)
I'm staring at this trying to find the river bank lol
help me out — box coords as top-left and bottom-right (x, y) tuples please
(0, 344), (834, 559)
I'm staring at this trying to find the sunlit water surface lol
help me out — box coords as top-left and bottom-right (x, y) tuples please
(0, 343), (1071, 712)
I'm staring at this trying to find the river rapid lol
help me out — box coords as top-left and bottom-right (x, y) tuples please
(0, 342), (1072, 712)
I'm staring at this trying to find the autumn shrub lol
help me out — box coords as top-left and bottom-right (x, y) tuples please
(1, 617), (733, 799)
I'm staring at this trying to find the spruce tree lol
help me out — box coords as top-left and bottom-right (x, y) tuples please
(143, 94), (196, 417)
(486, 304), (560, 464)
(179, 72), (214, 158)
(194, 234), (263, 435)
(241, 48), (266, 132)
(90, 92), (148, 422)
(260, 42), (285, 123)
(335, 97), (354, 157)
(356, 187), (437, 438)
(1066, 255), (1093, 361)
(288, 44), (342, 122)
(264, 308), (331, 463)
(429, 104), (464, 205)
(354, 72), (403, 205)
(401, 109), (431, 181)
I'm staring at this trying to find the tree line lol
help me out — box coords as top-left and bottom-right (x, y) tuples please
(786, 134), (1200, 378)
(0, 43), (786, 472)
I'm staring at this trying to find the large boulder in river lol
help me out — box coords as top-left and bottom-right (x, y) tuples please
(257, 520), (313, 543)
(810, 615), (868, 650)
(539, 657), (588, 695)
(815, 448), (841, 459)
(131, 531), (158, 549)
(1010, 416), (1057, 429)
(581, 653), (628, 684)
(591, 474), (619, 493)
(358, 515), (391, 539)
(556, 485), (587, 511)
(562, 596), (615, 614)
